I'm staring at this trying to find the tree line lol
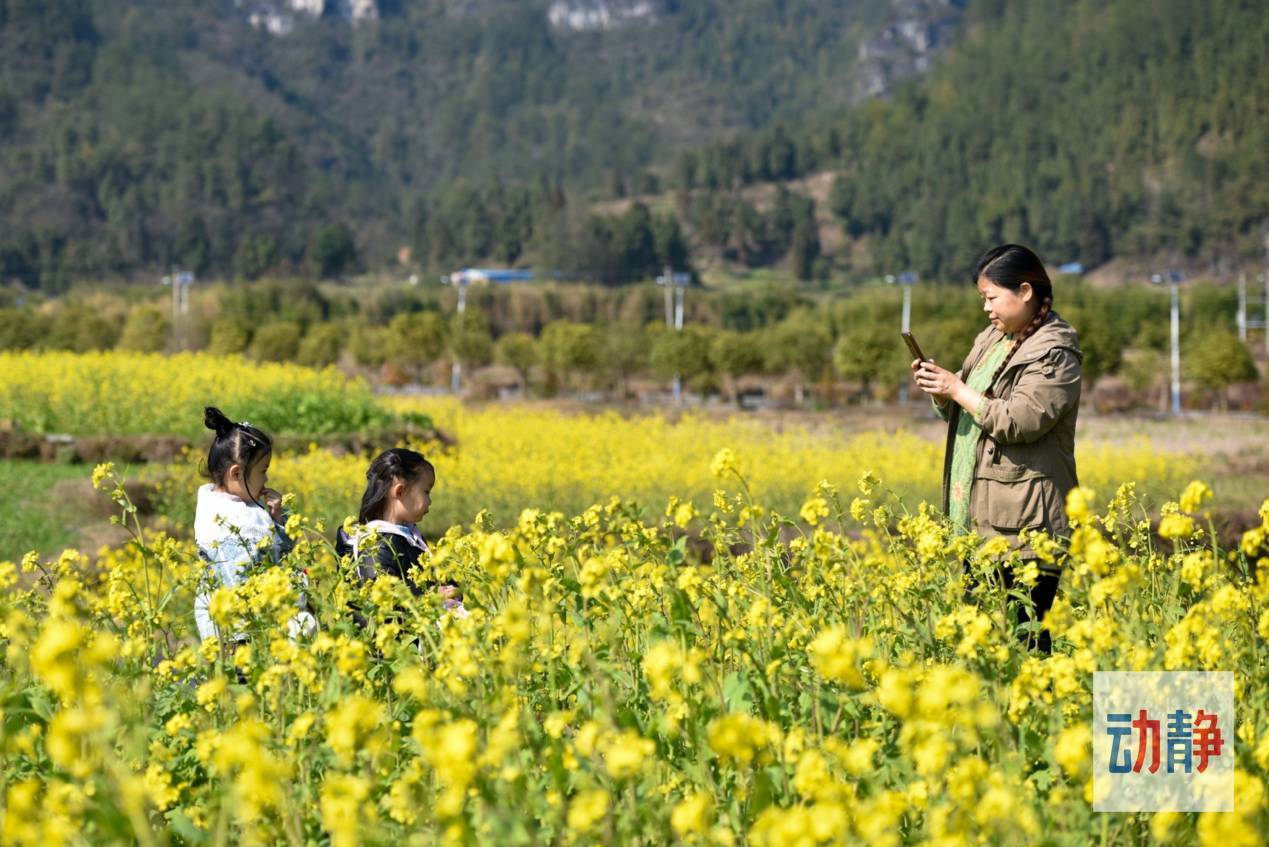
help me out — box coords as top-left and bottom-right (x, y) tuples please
(1, 278), (1260, 411)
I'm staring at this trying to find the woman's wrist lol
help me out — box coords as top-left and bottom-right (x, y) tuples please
(950, 381), (984, 417)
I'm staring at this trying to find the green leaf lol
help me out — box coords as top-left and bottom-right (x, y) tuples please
(1029, 767), (1056, 791)
(167, 810), (210, 844)
(722, 671), (754, 712)
(25, 686), (53, 721)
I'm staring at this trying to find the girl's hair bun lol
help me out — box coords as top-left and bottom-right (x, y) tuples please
(204, 406), (235, 437)
(202, 407), (273, 487)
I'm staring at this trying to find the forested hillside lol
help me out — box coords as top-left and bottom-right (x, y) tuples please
(0, 0), (958, 288)
(677, 0), (1269, 278)
(0, 0), (1264, 288)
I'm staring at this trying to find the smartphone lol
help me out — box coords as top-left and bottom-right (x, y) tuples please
(901, 331), (927, 363)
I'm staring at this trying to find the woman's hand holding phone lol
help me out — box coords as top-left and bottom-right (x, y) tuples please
(913, 359), (958, 405)
(902, 330), (962, 407)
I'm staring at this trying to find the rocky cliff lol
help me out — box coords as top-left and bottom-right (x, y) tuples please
(240, 0), (379, 35)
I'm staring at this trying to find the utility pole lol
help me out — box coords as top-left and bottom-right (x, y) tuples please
(659, 265), (673, 329)
(161, 268), (194, 351)
(1169, 280), (1181, 415)
(1238, 272), (1247, 342)
(655, 268), (691, 403)
(888, 271), (918, 403)
(446, 271), (470, 394)
(1264, 269), (1269, 357)
(1265, 228), (1269, 356)
(1152, 269), (1184, 415)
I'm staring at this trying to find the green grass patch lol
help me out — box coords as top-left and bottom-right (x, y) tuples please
(0, 460), (94, 561)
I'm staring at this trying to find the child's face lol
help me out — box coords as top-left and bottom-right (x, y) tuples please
(225, 454), (270, 503)
(392, 468), (434, 524)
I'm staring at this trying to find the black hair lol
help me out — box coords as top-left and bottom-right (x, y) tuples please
(203, 406), (274, 489)
(972, 244), (1054, 397)
(359, 448), (435, 524)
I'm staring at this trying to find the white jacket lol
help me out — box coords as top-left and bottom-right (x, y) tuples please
(193, 484), (296, 642)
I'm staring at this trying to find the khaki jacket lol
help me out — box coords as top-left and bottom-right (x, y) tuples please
(938, 312), (1082, 561)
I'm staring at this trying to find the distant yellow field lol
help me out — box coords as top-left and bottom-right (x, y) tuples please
(0, 351), (388, 436)
(223, 397), (1196, 531)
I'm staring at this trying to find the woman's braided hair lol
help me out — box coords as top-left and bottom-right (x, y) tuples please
(973, 244), (1054, 399)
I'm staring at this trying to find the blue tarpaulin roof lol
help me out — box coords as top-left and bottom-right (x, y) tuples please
(451, 268), (535, 284)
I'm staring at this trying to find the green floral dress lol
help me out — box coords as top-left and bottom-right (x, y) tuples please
(948, 337), (1012, 533)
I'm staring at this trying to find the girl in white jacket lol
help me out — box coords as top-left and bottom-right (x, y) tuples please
(193, 407), (310, 643)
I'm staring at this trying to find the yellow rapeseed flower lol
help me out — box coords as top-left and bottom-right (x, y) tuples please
(707, 713), (780, 766)
(807, 625), (873, 689)
(603, 728), (655, 780)
(670, 790), (714, 837)
(320, 773), (373, 847)
(1053, 723), (1090, 778)
(567, 788), (610, 835)
(1179, 480), (1214, 514)
(1158, 512), (1199, 541)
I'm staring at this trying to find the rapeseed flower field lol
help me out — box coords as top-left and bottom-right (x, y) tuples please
(0, 352), (389, 436)
(1, 459), (1266, 845)
(154, 396), (1197, 534)
(1, 351), (1263, 845)
(0, 351), (1196, 526)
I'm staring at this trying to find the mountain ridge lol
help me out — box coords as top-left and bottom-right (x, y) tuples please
(1, 0), (1264, 288)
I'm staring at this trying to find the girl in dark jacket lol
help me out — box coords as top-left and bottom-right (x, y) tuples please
(335, 448), (466, 618)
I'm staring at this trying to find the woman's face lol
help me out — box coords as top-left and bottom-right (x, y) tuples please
(977, 275), (1036, 335)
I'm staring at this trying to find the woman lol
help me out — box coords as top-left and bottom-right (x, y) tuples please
(912, 244), (1082, 652)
